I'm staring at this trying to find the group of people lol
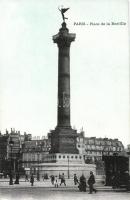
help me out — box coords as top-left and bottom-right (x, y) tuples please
(51, 171), (97, 194)
(27, 173), (67, 187)
(25, 171), (97, 194)
(51, 173), (66, 187)
(78, 171), (97, 194)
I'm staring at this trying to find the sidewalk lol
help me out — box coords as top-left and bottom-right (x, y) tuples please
(0, 178), (126, 192)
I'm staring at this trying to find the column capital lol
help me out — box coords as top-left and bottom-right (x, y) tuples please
(53, 23), (76, 47)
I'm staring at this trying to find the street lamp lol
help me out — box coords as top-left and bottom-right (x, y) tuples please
(14, 148), (21, 184)
(37, 152), (40, 181)
(67, 155), (70, 179)
(9, 140), (14, 185)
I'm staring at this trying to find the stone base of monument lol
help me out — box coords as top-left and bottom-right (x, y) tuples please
(31, 153), (96, 178)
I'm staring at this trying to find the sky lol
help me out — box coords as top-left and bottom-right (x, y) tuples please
(0, 0), (129, 147)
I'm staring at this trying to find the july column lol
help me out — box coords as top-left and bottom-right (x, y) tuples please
(53, 22), (76, 128)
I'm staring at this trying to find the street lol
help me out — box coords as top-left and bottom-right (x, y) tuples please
(0, 187), (130, 200)
(0, 178), (129, 200)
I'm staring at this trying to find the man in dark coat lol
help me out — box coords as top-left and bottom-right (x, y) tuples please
(50, 175), (55, 185)
(14, 173), (20, 184)
(87, 171), (97, 194)
(60, 173), (66, 186)
(78, 174), (87, 192)
(30, 174), (34, 186)
(74, 174), (79, 185)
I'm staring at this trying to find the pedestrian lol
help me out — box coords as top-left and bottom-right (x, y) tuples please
(50, 175), (55, 185)
(54, 176), (59, 188)
(74, 174), (78, 185)
(78, 174), (87, 192)
(25, 174), (29, 182)
(30, 174), (34, 186)
(60, 173), (66, 186)
(87, 171), (97, 194)
(14, 173), (20, 184)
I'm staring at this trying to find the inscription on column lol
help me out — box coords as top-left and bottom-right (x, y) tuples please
(58, 92), (70, 108)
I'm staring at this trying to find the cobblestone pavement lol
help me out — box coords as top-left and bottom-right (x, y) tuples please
(0, 187), (130, 200)
(0, 179), (129, 200)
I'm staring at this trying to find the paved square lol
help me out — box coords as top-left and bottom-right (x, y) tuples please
(0, 187), (130, 200)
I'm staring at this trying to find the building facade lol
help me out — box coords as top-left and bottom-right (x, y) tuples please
(0, 132), (9, 174)
(77, 131), (124, 162)
(22, 138), (51, 171)
(77, 131), (124, 175)
(0, 127), (125, 176)
(0, 129), (31, 175)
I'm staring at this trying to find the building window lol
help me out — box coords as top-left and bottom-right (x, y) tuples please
(75, 156), (77, 159)
(59, 155), (61, 159)
(92, 145), (95, 150)
(71, 156), (73, 159)
(63, 155), (65, 159)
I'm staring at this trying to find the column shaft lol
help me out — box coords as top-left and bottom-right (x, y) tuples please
(58, 46), (70, 127)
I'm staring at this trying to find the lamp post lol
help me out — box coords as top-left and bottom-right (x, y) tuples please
(37, 152), (40, 181)
(9, 140), (14, 185)
(67, 155), (70, 179)
(14, 148), (21, 184)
